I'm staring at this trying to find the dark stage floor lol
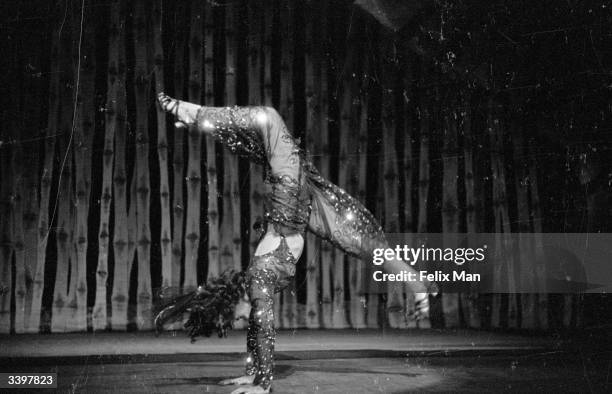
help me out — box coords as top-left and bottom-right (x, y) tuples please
(1, 329), (610, 393)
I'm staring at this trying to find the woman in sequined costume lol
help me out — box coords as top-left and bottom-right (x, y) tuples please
(157, 93), (437, 394)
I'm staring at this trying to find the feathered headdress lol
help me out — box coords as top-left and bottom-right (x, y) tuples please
(154, 270), (247, 342)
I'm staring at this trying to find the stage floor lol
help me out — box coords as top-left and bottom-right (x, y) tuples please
(1, 329), (609, 393)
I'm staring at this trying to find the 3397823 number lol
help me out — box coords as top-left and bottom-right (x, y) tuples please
(8, 375), (53, 385)
(0, 373), (57, 388)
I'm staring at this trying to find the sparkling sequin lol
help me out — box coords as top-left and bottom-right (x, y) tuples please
(304, 160), (387, 257)
(263, 173), (311, 236)
(195, 105), (386, 253)
(196, 106), (267, 164)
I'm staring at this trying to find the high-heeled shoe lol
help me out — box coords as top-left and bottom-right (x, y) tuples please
(157, 92), (191, 129)
(408, 294), (430, 321)
(407, 282), (440, 321)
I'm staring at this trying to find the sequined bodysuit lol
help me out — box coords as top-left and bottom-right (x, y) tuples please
(196, 106), (387, 254)
(195, 106), (390, 389)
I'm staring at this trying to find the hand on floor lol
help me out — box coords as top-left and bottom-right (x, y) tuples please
(230, 384), (270, 394)
(219, 375), (255, 386)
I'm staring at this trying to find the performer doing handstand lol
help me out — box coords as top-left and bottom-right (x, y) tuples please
(156, 93), (438, 394)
